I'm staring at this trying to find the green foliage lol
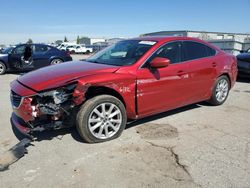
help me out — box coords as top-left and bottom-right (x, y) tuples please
(64, 36), (68, 42)
(76, 36), (80, 44)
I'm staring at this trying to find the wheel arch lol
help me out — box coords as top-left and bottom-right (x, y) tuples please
(85, 86), (126, 108)
(0, 60), (8, 71)
(50, 57), (64, 64)
(218, 73), (231, 89)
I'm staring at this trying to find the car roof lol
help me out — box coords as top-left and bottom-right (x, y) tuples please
(15, 43), (49, 47)
(128, 36), (221, 51)
(130, 36), (206, 43)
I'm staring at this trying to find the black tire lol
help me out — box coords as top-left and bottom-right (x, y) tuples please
(208, 75), (230, 106)
(86, 50), (90, 54)
(0, 61), (6, 75)
(76, 95), (127, 143)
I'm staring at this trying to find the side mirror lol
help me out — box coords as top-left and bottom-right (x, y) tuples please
(150, 57), (170, 69)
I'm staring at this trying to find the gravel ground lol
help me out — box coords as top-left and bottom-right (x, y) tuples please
(0, 58), (250, 187)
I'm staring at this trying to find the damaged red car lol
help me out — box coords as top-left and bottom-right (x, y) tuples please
(10, 36), (238, 143)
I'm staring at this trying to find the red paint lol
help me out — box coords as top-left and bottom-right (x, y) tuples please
(11, 113), (31, 135)
(13, 97), (34, 122)
(11, 36), (237, 133)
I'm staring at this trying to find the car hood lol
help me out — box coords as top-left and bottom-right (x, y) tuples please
(18, 61), (120, 91)
(237, 53), (250, 62)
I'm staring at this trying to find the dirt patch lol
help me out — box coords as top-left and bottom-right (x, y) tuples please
(233, 89), (241, 92)
(224, 105), (249, 113)
(136, 123), (178, 140)
(1, 139), (11, 147)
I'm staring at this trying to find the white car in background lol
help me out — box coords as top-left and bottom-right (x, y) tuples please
(68, 45), (93, 54)
(57, 42), (76, 51)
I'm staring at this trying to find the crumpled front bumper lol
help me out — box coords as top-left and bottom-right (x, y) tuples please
(11, 113), (32, 136)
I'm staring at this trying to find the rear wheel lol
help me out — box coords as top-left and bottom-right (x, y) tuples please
(208, 75), (230, 105)
(0, 62), (6, 75)
(51, 58), (63, 65)
(76, 95), (127, 143)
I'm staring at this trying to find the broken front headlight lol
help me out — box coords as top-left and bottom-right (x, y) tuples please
(38, 83), (77, 105)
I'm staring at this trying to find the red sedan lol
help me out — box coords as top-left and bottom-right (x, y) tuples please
(10, 36), (237, 143)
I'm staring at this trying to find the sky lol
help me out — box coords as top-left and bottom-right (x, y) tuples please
(0, 0), (250, 45)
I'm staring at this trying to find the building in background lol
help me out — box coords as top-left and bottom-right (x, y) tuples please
(141, 30), (250, 55)
(79, 37), (106, 45)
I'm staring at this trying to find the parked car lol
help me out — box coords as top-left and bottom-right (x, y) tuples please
(0, 43), (72, 75)
(10, 37), (237, 143)
(65, 44), (93, 54)
(237, 49), (250, 78)
(57, 42), (76, 51)
(75, 45), (93, 54)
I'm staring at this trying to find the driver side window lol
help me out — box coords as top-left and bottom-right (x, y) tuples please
(145, 42), (182, 67)
(13, 46), (26, 54)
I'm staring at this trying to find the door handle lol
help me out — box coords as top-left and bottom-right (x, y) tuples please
(212, 62), (217, 67)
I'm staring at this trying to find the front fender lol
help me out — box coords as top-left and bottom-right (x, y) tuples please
(74, 72), (137, 119)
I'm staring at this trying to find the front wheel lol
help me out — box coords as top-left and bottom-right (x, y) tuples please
(76, 95), (127, 143)
(0, 62), (6, 75)
(208, 75), (230, 106)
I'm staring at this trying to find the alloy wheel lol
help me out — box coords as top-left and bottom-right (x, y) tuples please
(215, 79), (229, 102)
(0, 63), (6, 74)
(88, 102), (122, 139)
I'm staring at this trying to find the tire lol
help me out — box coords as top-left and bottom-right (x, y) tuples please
(51, 58), (63, 65)
(71, 50), (75, 54)
(208, 75), (230, 106)
(0, 61), (6, 75)
(76, 95), (127, 143)
(86, 50), (90, 54)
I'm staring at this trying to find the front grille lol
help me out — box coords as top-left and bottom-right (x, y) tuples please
(10, 91), (22, 108)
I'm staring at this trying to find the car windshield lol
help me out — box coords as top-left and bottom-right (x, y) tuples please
(86, 40), (156, 66)
(2, 47), (14, 54)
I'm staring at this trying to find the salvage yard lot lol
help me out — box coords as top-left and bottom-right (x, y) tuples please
(0, 58), (250, 187)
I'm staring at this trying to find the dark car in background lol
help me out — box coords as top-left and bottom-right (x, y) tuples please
(0, 44), (72, 75)
(237, 48), (250, 78)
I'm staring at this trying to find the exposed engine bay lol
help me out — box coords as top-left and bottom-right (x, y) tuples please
(25, 83), (84, 133)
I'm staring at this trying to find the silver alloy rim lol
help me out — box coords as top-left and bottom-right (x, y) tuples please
(215, 79), (229, 102)
(51, 59), (62, 65)
(88, 102), (122, 139)
(0, 63), (4, 74)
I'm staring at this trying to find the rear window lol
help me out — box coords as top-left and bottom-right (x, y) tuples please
(35, 45), (51, 53)
(183, 41), (216, 61)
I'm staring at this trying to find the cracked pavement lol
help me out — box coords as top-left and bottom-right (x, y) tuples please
(0, 58), (250, 187)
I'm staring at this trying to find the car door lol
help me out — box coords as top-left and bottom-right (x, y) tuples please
(33, 44), (51, 69)
(8, 45), (26, 70)
(182, 41), (217, 104)
(136, 41), (190, 117)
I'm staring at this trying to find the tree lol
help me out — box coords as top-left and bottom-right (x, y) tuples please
(64, 36), (68, 42)
(76, 35), (80, 44)
(26, 38), (33, 44)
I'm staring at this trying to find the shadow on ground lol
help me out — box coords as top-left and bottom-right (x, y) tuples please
(11, 103), (206, 143)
